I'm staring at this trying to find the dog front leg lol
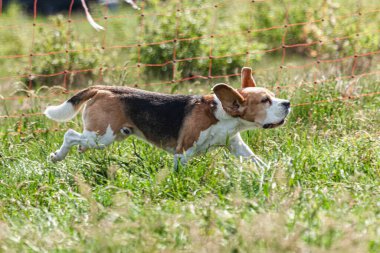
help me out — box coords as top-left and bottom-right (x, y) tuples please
(228, 133), (268, 169)
(173, 148), (195, 171)
(173, 154), (186, 171)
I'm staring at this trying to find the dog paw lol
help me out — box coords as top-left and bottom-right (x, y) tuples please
(50, 152), (62, 162)
(77, 145), (87, 153)
(251, 158), (269, 169)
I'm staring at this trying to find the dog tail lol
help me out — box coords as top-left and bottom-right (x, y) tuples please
(44, 87), (99, 122)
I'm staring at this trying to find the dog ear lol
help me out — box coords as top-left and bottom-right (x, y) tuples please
(241, 67), (256, 88)
(212, 83), (245, 116)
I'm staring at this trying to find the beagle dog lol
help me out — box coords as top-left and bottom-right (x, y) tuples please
(45, 67), (290, 169)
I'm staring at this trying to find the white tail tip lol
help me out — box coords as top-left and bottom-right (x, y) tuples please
(44, 102), (77, 122)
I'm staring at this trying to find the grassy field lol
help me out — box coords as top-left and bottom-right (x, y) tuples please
(1, 75), (380, 252)
(1, 0), (380, 252)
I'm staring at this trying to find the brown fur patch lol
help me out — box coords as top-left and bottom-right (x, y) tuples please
(241, 67), (256, 88)
(82, 90), (133, 136)
(213, 84), (245, 117)
(176, 95), (218, 153)
(237, 87), (274, 122)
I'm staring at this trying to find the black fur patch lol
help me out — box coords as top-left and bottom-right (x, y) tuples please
(101, 87), (198, 146)
(67, 87), (94, 106)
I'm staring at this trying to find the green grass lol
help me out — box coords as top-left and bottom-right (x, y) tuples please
(1, 77), (379, 252)
(1, 0), (380, 251)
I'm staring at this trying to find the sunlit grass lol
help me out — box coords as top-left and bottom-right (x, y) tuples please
(0, 0), (380, 251)
(1, 76), (379, 252)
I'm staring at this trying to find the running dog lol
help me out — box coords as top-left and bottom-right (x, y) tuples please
(45, 67), (290, 168)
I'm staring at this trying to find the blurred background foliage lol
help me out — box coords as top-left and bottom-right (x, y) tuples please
(0, 0), (378, 89)
(27, 15), (104, 87)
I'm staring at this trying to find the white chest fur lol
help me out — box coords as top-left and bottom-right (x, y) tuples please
(195, 118), (240, 150)
(191, 95), (257, 153)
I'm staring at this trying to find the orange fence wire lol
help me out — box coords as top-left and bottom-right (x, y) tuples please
(0, 0), (379, 136)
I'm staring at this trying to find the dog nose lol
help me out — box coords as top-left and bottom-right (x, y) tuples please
(282, 101), (290, 108)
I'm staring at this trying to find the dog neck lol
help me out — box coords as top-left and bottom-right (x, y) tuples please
(213, 95), (260, 132)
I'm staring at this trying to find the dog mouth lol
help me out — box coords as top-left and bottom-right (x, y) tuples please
(263, 119), (285, 129)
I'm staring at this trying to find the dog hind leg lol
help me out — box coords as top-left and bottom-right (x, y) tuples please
(50, 126), (117, 162)
(79, 125), (117, 151)
(50, 129), (84, 162)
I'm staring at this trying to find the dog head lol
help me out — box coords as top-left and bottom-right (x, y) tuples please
(213, 67), (290, 129)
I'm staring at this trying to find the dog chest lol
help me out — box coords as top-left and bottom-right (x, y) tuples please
(194, 119), (240, 151)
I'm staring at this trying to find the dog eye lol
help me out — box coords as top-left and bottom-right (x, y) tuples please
(261, 97), (270, 103)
